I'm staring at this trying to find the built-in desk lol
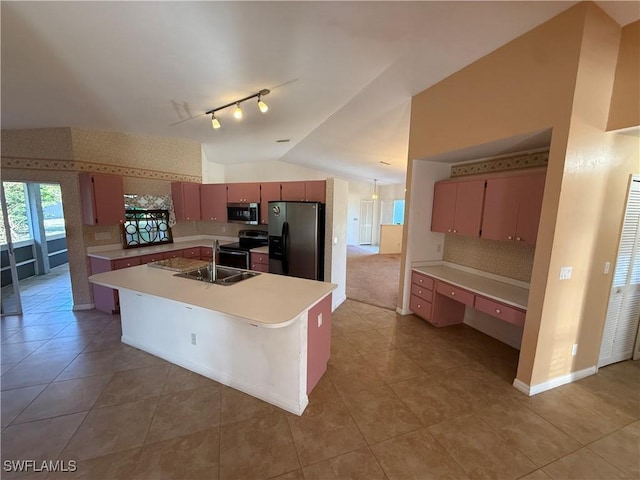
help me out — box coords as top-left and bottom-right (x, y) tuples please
(410, 265), (529, 328)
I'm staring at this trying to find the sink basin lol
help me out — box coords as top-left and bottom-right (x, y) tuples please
(174, 266), (260, 286)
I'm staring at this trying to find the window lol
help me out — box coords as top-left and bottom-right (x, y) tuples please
(40, 184), (65, 238)
(122, 209), (173, 249)
(0, 182), (32, 244)
(392, 200), (405, 225)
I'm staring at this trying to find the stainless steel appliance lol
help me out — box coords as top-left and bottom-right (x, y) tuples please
(268, 201), (325, 281)
(218, 230), (268, 270)
(227, 203), (260, 225)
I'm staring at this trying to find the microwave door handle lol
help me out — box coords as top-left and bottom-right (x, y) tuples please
(282, 221), (289, 274)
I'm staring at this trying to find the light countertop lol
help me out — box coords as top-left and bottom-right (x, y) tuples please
(413, 265), (529, 310)
(87, 239), (234, 261)
(90, 266), (336, 328)
(250, 246), (269, 254)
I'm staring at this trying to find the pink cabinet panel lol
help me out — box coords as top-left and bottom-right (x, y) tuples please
(304, 181), (326, 203)
(474, 296), (526, 327)
(514, 173), (545, 246)
(410, 295), (432, 320)
(431, 180), (484, 237)
(431, 182), (457, 234)
(436, 281), (475, 307)
(307, 294), (332, 394)
(411, 283), (432, 302)
(280, 181), (306, 202)
(200, 247), (213, 260)
(227, 183), (261, 203)
(163, 250), (184, 260)
(411, 271), (434, 291)
(113, 257), (142, 270)
(140, 253), (163, 264)
(260, 182), (281, 225)
(171, 182), (201, 221)
(79, 173), (125, 226)
(200, 184), (227, 222)
(183, 248), (200, 259)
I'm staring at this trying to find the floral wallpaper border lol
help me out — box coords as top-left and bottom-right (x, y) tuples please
(1, 157), (201, 183)
(451, 151), (549, 177)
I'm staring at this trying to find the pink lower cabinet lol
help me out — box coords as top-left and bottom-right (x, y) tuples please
(474, 296), (526, 327)
(307, 294), (332, 394)
(431, 280), (474, 327)
(250, 252), (269, 272)
(410, 272), (434, 322)
(89, 256), (142, 313)
(182, 247), (200, 259)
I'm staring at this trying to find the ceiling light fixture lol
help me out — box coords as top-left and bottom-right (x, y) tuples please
(372, 179), (379, 200)
(205, 88), (270, 130)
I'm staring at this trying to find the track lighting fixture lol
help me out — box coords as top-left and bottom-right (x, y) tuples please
(372, 179), (379, 200)
(205, 88), (270, 130)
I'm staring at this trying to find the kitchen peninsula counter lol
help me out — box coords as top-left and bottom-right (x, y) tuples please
(89, 267), (336, 415)
(87, 238), (236, 261)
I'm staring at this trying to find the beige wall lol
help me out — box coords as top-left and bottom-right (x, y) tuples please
(404, 2), (639, 389)
(607, 20), (640, 131)
(1, 127), (202, 308)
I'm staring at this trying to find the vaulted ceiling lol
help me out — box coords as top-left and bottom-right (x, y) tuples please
(2, 2), (638, 184)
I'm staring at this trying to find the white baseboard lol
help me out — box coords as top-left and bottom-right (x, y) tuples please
(332, 293), (347, 312)
(121, 336), (308, 415)
(73, 303), (95, 311)
(397, 306), (412, 315)
(513, 366), (597, 396)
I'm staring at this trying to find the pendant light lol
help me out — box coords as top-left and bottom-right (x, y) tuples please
(371, 179), (379, 200)
(233, 103), (243, 120)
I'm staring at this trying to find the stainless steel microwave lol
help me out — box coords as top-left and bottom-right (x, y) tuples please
(227, 203), (260, 225)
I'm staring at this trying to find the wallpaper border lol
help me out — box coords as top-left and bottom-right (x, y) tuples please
(1, 157), (201, 183)
(451, 151), (549, 177)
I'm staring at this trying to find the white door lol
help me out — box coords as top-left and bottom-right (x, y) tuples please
(359, 200), (373, 245)
(598, 175), (640, 367)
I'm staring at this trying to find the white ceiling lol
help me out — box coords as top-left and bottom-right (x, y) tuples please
(2, 2), (638, 185)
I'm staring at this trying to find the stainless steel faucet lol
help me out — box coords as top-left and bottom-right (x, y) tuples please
(210, 239), (220, 282)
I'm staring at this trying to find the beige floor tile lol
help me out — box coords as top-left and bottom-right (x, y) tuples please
(219, 412), (299, 479)
(118, 347), (168, 370)
(363, 310), (401, 329)
(376, 326), (429, 348)
(1, 384), (47, 427)
(542, 447), (627, 479)
(303, 447), (387, 480)
(288, 397), (366, 466)
(1, 362), (16, 374)
(519, 469), (553, 480)
(63, 397), (158, 461)
(519, 387), (634, 444)
(55, 318), (112, 337)
(1, 340), (47, 364)
(134, 428), (219, 480)
(361, 348), (425, 382)
(346, 301), (390, 316)
(587, 420), (639, 477)
(81, 333), (125, 353)
(344, 330), (394, 355)
(15, 374), (112, 423)
(47, 448), (142, 480)
(33, 335), (95, 355)
(1, 353), (75, 390)
(162, 364), (218, 394)
(94, 365), (169, 408)
(2, 324), (68, 343)
(332, 313), (377, 336)
(270, 469), (304, 480)
(401, 341), (475, 375)
(476, 399), (581, 466)
(145, 385), (221, 443)
(428, 413), (536, 480)
(389, 374), (476, 425)
(220, 385), (279, 425)
(371, 428), (469, 479)
(1, 413), (86, 479)
(343, 385), (422, 444)
(329, 336), (362, 364)
(56, 349), (125, 381)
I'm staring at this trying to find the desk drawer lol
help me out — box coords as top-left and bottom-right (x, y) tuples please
(475, 296), (526, 327)
(436, 281), (474, 306)
(411, 283), (433, 302)
(410, 295), (432, 321)
(411, 272), (434, 290)
(113, 257), (141, 270)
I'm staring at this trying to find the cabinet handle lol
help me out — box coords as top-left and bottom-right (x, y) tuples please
(495, 308), (501, 314)
(451, 291), (455, 296)
(453, 229), (457, 233)
(447, 229), (452, 233)
(417, 304), (421, 308)
(516, 237), (522, 242)
(418, 290), (423, 295)
(508, 235), (513, 240)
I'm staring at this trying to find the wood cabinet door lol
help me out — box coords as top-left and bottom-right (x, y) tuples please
(514, 173), (545, 246)
(80, 173), (125, 225)
(226, 183), (244, 203)
(171, 182), (201, 221)
(481, 177), (520, 242)
(201, 184), (227, 222)
(305, 181), (326, 202)
(260, 182), (281, 224)
(244, 183), (261, 203)
(453, 180), (485, 237)
(431, 182), (456, 233)
(281, 181), (306, 201)
(227, 183), (261, 203)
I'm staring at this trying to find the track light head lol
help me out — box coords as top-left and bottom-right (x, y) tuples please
(233, 103), (243, 120)
(211, 114), (221, 129)
(257, 95), (268, 113)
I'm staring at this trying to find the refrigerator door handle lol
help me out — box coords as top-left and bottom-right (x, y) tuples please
(282, 221), (289, 274)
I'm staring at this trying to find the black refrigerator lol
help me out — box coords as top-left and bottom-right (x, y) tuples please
(268, 201), (325, 281)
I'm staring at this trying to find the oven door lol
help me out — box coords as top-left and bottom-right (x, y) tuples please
(218, 249), (250, 270)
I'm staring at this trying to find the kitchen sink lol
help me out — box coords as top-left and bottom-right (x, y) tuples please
(174, 266), (260, 286)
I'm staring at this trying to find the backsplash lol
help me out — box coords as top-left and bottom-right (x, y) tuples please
(443, 235), (535, 283)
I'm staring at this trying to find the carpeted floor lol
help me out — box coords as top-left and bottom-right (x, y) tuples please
(346, 245), (401, 310)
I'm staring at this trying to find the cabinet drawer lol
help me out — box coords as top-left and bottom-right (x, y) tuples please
(411, 283), (432, 302)
(113, 257), (142, 270)
(410, 295), (432, 321)
(475, 296), (526, 327)
(200, 247), (213, 259)
(252, 253), (268, 265)
(436, 281), (475, 306)
(163, 250), (184, 259)
(411, 272), (434, 290)
(251, 263), (269, 273)
(140, 253), (163, 264)
(183, 248), (200, 259)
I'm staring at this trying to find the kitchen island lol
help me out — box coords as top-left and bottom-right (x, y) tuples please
(89, 265), (336, 415)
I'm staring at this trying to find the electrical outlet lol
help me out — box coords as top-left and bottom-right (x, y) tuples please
(571, 344), (578, 356)
(95, 232), (111, 241)
(559, 266), (572, 280)
(222, 226), (226, 233)
(604, 262), (611, 274)
(436, 243), (442, 253)
(334, 237), (338, 245)
(191, 333), (197, 346)
(317, 313), (323, 328)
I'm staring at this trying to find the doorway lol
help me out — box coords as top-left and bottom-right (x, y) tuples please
(598, 174), (640, 367)
(359, 200), (374, 245)
(1, 181), (70, 315)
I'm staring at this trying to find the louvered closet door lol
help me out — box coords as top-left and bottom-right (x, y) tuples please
(599, 175), (640, 367)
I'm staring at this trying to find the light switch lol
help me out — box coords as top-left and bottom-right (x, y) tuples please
(604, 262), (611, 274)
(559, 266), (572, 280)
(317, 313), (323, 328)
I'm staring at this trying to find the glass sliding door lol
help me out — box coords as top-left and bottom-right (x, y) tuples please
(1, 183), (23, 315)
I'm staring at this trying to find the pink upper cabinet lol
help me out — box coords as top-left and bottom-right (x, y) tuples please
(171, 182), (201, 221)
(79, 173), (125, 226)
(431, 180), (484, 237)
(201, 184), (227, 222)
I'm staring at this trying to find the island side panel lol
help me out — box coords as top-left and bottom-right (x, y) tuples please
(118, 289), (308, 415)
(307, 293), (332, 394)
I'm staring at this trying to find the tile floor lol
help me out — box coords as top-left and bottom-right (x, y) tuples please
(1, 263), (73, 314)
(1, 292), (638, 479)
